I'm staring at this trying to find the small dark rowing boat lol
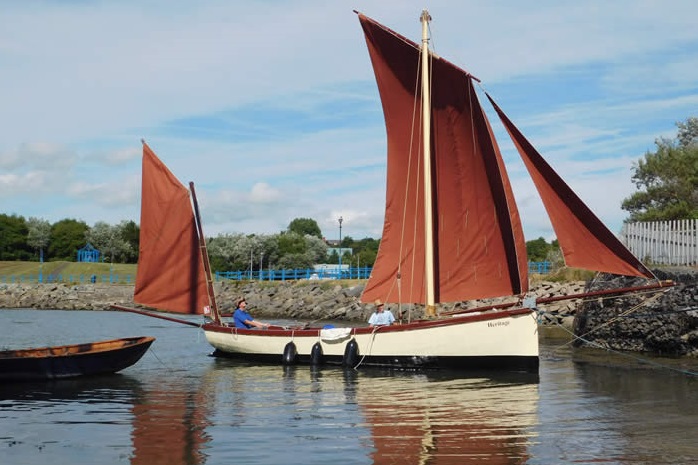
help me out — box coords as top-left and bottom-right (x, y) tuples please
(0, 336), (155, 381)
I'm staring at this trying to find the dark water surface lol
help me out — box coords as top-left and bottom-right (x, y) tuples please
(1, 309), (696, 465)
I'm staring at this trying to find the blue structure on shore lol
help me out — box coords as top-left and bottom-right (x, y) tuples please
(77, 243), (100, 263)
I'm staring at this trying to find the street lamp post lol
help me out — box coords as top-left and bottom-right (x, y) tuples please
(338, 216), (343, 278)
(259, 252), (264, 281)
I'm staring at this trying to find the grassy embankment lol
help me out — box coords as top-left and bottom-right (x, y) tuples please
(0, 261), (137, 280)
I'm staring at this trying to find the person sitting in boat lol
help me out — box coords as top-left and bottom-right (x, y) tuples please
(368, 299), (395, 327)
(233, 298), (270, 329)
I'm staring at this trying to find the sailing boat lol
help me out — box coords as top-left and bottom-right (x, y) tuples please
(114, 11), (671, 373)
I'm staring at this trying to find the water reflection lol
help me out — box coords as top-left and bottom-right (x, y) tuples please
(574, 360), (698, 465)
(2, 310), (696, 464)
(0, 374), (143, 402)
(129, 379), (211, 465)
(0, 339), (545, 465)
(5, 349), (695, 465)
(352, 370), (539, 464)
(198, 361), (541, 464)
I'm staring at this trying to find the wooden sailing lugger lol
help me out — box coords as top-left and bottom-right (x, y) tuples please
(114, 11), (673, 373)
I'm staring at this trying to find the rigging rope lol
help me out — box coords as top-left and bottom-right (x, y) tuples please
(537, 303), (698, 377)
(353, 325), (381, 370)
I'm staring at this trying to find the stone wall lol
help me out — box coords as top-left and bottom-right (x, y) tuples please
(0, 279), (585, 326)
(3, 271), (696, 358)
(573, 268), (698, 356)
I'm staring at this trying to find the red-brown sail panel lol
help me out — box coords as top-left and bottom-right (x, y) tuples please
(358, 14), (528, 305)
(134, 143), (210, 314)
(487, 94), (654, 279)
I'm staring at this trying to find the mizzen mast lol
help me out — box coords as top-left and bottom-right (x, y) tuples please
(189, 182), (221, 325)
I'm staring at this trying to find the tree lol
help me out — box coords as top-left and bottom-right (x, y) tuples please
(49, 219), (89, 261)
(304, 234), (328, 264)
(336, 236), (380, 267)
(287, 218), (322, 238)
(340, 235), (353, 248)
(354, 248), (377, 268)
(208, 233), (242, 271)
(677, 116), (698, 148)
(622, 117), (698, 221)
(26, 217), (51, 262)
(0, 214), (32, 260)
(119, 220), (140, 263)
(526, 237), (550, 262)
(259, 234), (280, 270)
(277, 253), (314, 270)
(277, 231), (306, 256)
(85, 221), (130, 263)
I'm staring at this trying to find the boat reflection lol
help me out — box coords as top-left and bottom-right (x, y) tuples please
(129, 380), (212, 465)
(203, 360), (539, 464)
(0, 373), (144, 402)
(0, 361), (539, 464)
(350, 369), (540, 464)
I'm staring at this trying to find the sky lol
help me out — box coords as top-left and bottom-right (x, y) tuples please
(1, 0), (697, 243)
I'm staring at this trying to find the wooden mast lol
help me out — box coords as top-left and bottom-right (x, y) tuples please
(189, 182), (221, 325)
(420, 10), (436, 317)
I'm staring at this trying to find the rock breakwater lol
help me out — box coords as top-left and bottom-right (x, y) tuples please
(0, 279), (585, 327)
(3, 269), (696, 358)
(574, 268), (698, 356)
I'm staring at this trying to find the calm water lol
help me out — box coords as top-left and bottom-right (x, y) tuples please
(0, 309), (696, 465)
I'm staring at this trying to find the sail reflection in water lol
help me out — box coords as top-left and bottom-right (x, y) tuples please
(2, 311), (696, 464)
(0, 358), (538, 464)
(129, 381), (212, 465)
(354, 372), (539, 464)
(198, 361), (541, 464)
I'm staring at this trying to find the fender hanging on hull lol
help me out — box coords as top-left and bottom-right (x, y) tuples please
(282, 341), (297, 365)
(343, 339), (360, 367)
(310, 342), (324, 366)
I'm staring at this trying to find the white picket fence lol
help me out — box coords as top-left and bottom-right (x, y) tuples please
(620, 219), (698, 266)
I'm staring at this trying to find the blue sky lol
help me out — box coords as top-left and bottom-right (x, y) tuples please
(1, 0), (697, 242)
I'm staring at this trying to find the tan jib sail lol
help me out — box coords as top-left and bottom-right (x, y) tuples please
(486, 94), (655, 279)
(358, 14), (529, 305)
(134, 143), (210, 314)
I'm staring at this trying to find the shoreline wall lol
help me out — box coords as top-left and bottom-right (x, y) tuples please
(2, 269), (695, 357)
(0, 279), (585, 327)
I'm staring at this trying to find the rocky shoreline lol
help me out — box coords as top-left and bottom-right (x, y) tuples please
(574, 268), (698, 356)
(1, 268), (696, 356)
(0, 279), (585, 325)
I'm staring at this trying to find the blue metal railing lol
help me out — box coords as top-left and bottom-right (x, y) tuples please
(214, 266), (374, 281)
(0, 262), (553, 285)
(528, 261), (552, 274)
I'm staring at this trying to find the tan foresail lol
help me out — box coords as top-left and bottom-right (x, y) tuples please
(134, 143), (210, 314)
(486, 94), (655, 279)
(358, 14), (528, 305)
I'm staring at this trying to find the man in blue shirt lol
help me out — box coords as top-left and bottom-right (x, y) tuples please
(368, 299), (395, 327)
(233, 298), (270, 329)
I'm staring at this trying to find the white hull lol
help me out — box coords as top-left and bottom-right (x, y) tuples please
(203, 309), (539, 372)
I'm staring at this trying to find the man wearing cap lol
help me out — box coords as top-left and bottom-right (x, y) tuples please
(233, 298), (270, 329)
(368, 299), (395, 327)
